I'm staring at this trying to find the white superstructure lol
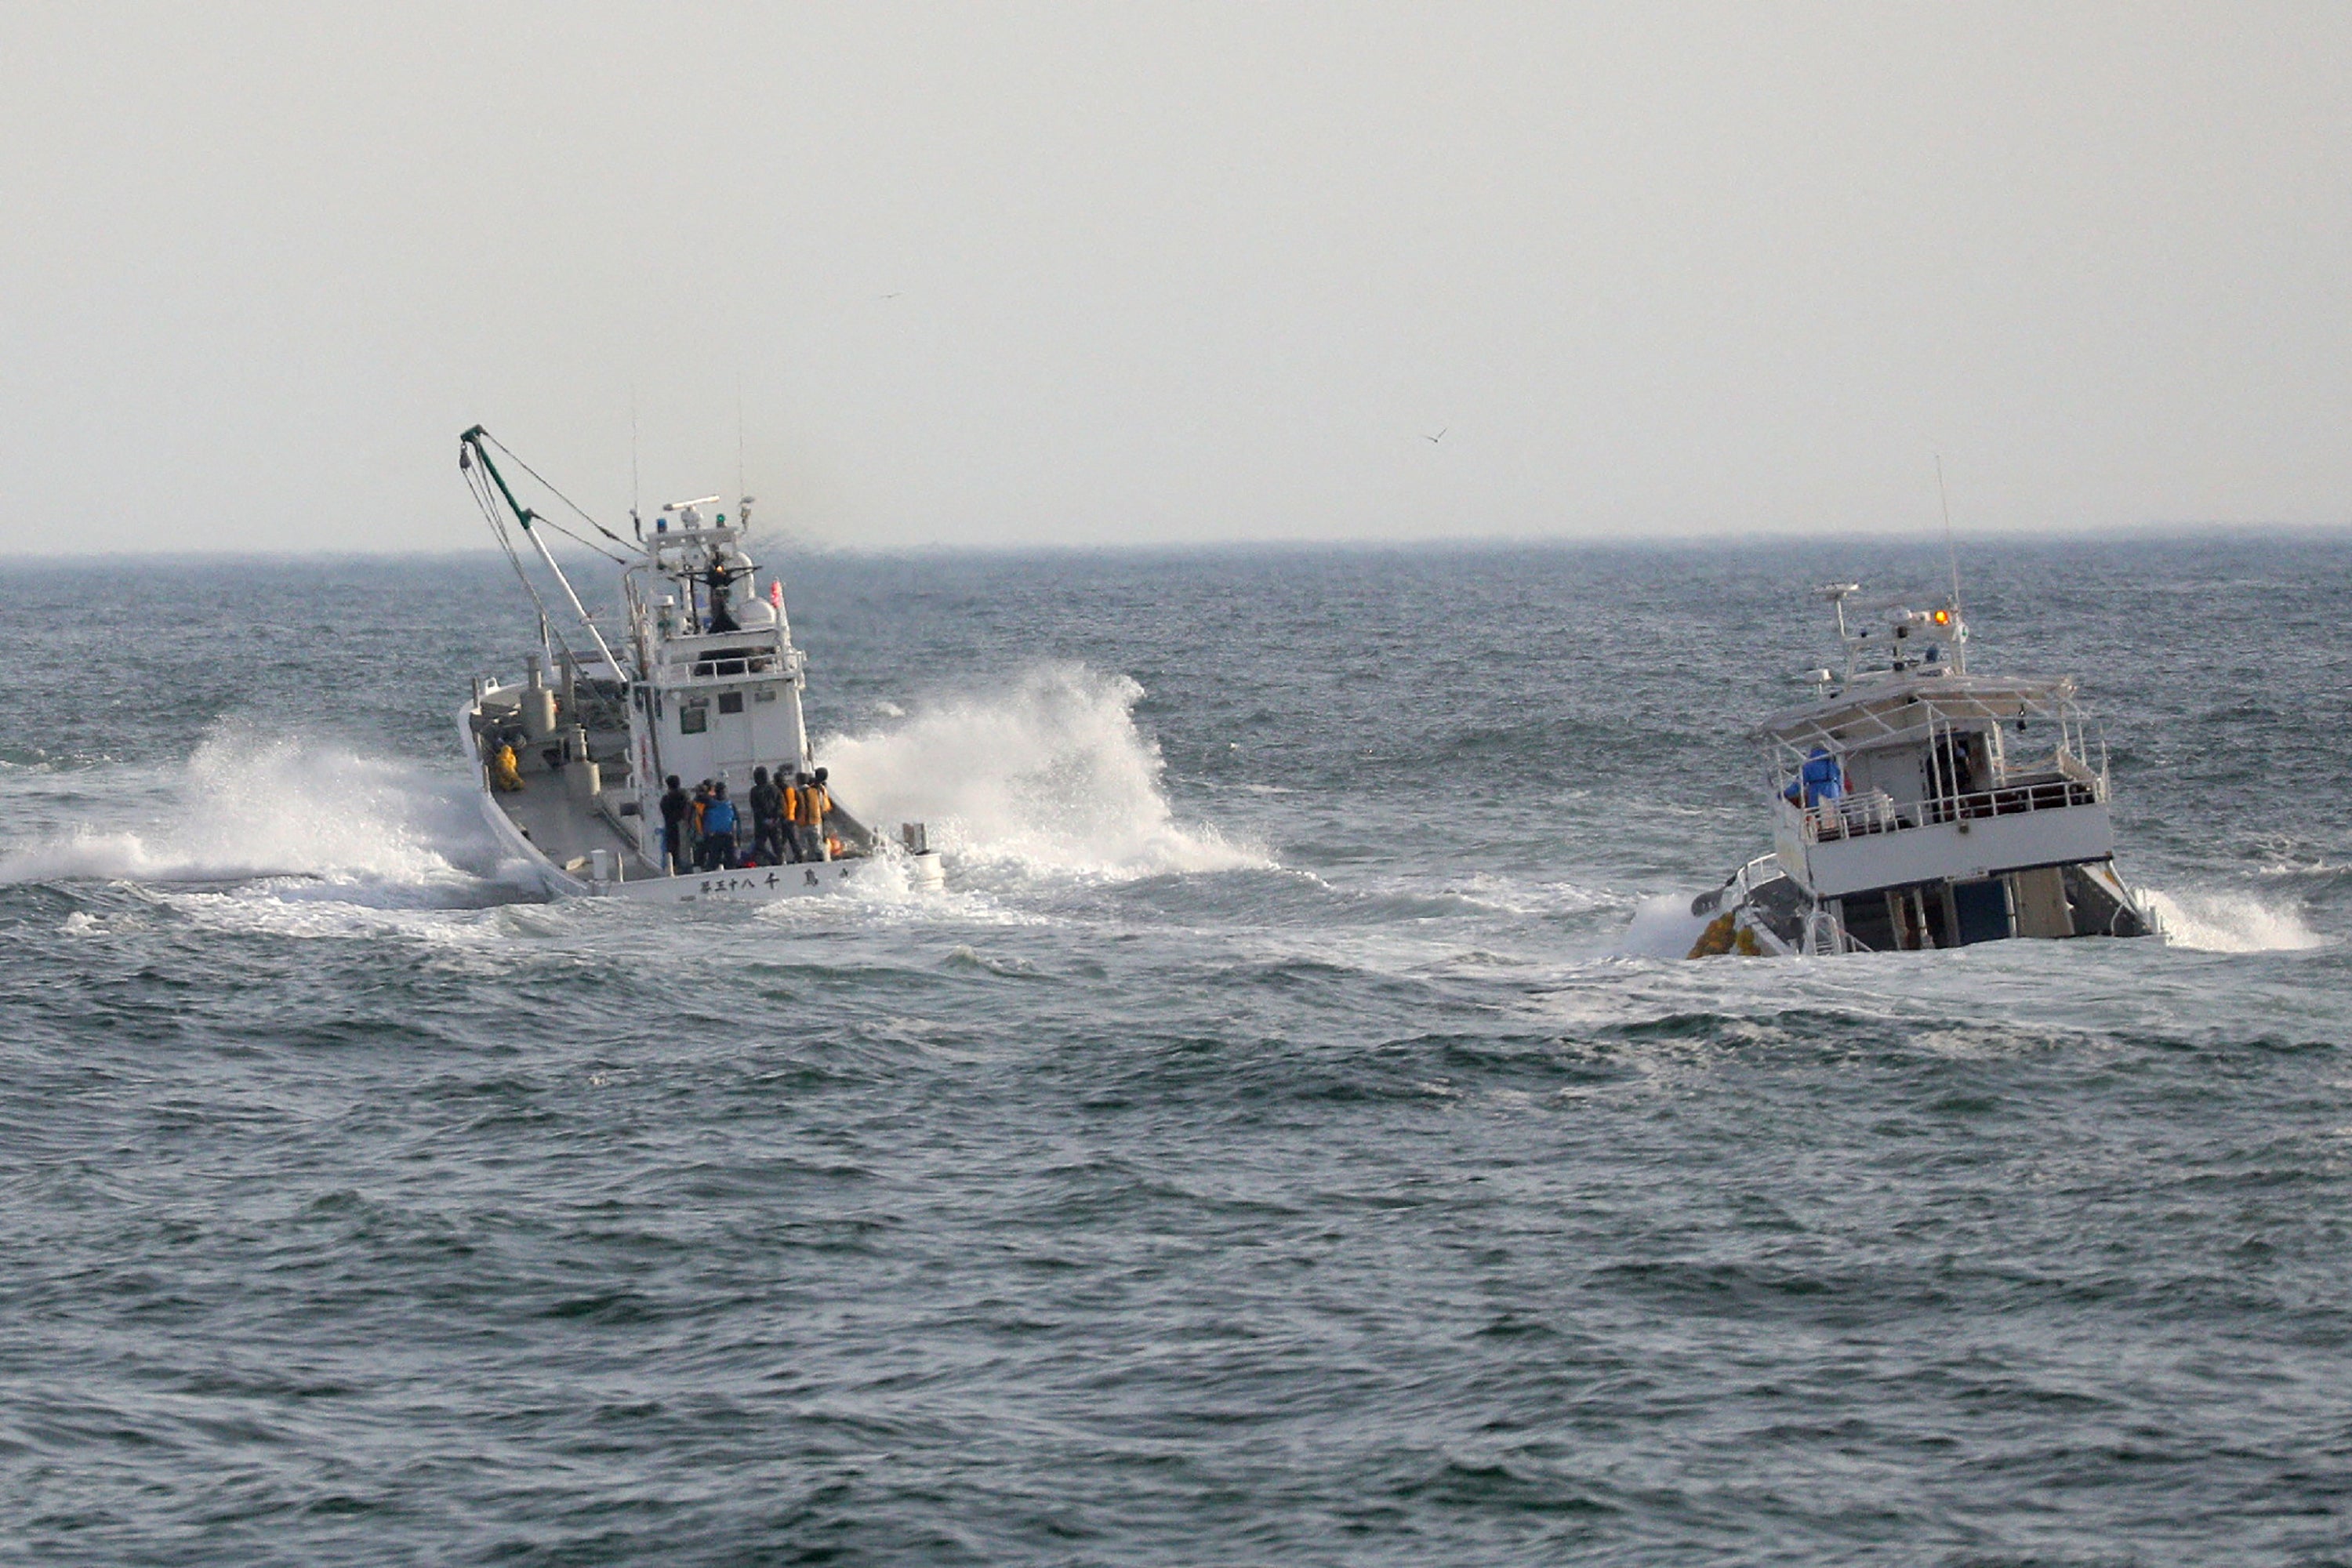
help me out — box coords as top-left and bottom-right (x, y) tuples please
(453, 427), (942, 903)
(1690, 584), (2155, 956)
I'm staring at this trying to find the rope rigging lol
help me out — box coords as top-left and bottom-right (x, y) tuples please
(460, 433), (631, 734)
(479, 430), (638, 557)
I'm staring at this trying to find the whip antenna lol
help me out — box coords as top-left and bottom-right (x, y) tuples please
(1935, 452), (1962, 620)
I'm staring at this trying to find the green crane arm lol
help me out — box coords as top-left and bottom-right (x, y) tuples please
(459, 425), (537, 532)
(459, 424), (628, 683)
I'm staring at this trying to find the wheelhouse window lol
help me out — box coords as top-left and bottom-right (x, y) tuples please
(680, 702), (709, 735)
(718, 691), (746, 715)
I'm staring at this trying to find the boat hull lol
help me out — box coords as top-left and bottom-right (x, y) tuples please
(456, 697), (940, 905)
(1688, 852), (2157, 957)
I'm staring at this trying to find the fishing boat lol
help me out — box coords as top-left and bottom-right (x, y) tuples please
(1690, 583), (2154, 956)
(453, 426), (942, 902)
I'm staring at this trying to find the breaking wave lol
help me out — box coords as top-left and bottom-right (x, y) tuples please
(1615, 893), (1715, 960)
(816, 663), (1269, 880)
(0, 726), (515, 907)
(2140, 887), (2327, 953)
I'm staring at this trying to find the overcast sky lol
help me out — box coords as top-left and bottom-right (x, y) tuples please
(3, 3), (2347, 554)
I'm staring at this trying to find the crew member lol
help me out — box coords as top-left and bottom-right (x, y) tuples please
(701, 782), (739, 870)
(782, 771), (809, 862)
(701, 553), (750, 634)
(803, 767), (833, 860)
(1784, 746), (1845, 808)
(659, 775), (688, 873)
(749, 765), (785, 865)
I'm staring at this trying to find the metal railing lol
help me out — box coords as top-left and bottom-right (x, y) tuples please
(1799, 789), (1901, 843)
(1797, 771), (2103, 844)
(684, 653), (782, 678)
(1916, 776), (2101, 826)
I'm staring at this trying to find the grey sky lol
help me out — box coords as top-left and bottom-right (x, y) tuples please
(3, 3), (2346, 554)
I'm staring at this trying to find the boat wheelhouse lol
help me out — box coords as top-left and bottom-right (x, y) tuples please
(453, 426), (941, 903)
(1690, 583), (2154, 956)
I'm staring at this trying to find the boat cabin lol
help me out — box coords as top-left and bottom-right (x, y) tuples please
(1753, 585), (2147, 951)
(622, 499), (809, 811)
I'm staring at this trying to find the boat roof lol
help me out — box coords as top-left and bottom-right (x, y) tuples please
(1757, 670), (2080, 753)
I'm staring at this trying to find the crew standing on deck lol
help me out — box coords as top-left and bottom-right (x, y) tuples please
(701, 782), (739, 870)
(780, 771), (808, 861)
(750, 766), (785, 865)
(802, 768), (832, 861)
(659, 775), (689, 873)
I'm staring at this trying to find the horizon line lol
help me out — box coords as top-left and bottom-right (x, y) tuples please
(2, 517), (2349, 568)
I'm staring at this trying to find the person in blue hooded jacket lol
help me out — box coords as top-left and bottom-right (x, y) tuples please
(699, 782), (739, 870)
(1783, 746), (1845, 808)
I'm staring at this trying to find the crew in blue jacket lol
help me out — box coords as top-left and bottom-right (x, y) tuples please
(1783, 746), (1845, 808)
(700, 782), (739, 869)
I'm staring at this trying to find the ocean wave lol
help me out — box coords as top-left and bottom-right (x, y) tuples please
(2140, 887), (2327, 953)
(1613, 892), (1717, 960)
(0, 723), (512, 909)
(815, 662), (1270, 883)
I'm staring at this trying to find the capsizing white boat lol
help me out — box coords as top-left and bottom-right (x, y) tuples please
(453, 425), (943, 903)
(1690, 583), (2156, 956)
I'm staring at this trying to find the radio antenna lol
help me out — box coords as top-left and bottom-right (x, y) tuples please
(1935, 452), (1968, 673)
(630, 387), (641, 539)
(1935, 452), (1962, 618)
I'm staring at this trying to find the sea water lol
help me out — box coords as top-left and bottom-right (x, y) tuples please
(2, 538), (2347, 1564)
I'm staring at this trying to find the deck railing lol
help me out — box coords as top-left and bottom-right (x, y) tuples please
(1801, 789), (1901, 843)
(684, 652), (781, 678)
(1798, 774), (2103, 844)
(1915, 776), (2101, 826)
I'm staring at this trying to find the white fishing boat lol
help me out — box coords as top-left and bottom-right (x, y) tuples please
(1690, 583), (2156, 956)
(453, 426), (942, 903)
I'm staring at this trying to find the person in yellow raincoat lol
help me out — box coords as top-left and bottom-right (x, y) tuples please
(802, 768), (833, 860)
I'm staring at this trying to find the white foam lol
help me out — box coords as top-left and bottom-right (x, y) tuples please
(0, 723), (509, 907)
(2140, 887), (2327, 953)
(815, 662), (1269, 881)
(1613, 892), (1715, 960)
(1605, 880), (2332, 961)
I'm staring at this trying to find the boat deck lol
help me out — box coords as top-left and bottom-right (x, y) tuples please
(490, 776), (652, 877)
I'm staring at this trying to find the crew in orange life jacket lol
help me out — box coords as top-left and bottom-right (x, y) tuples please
(786, 771), (826, 862)
(804, 768), (832, 858)
(783, 771), (811, 862)
(781, 775), (809, 865)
